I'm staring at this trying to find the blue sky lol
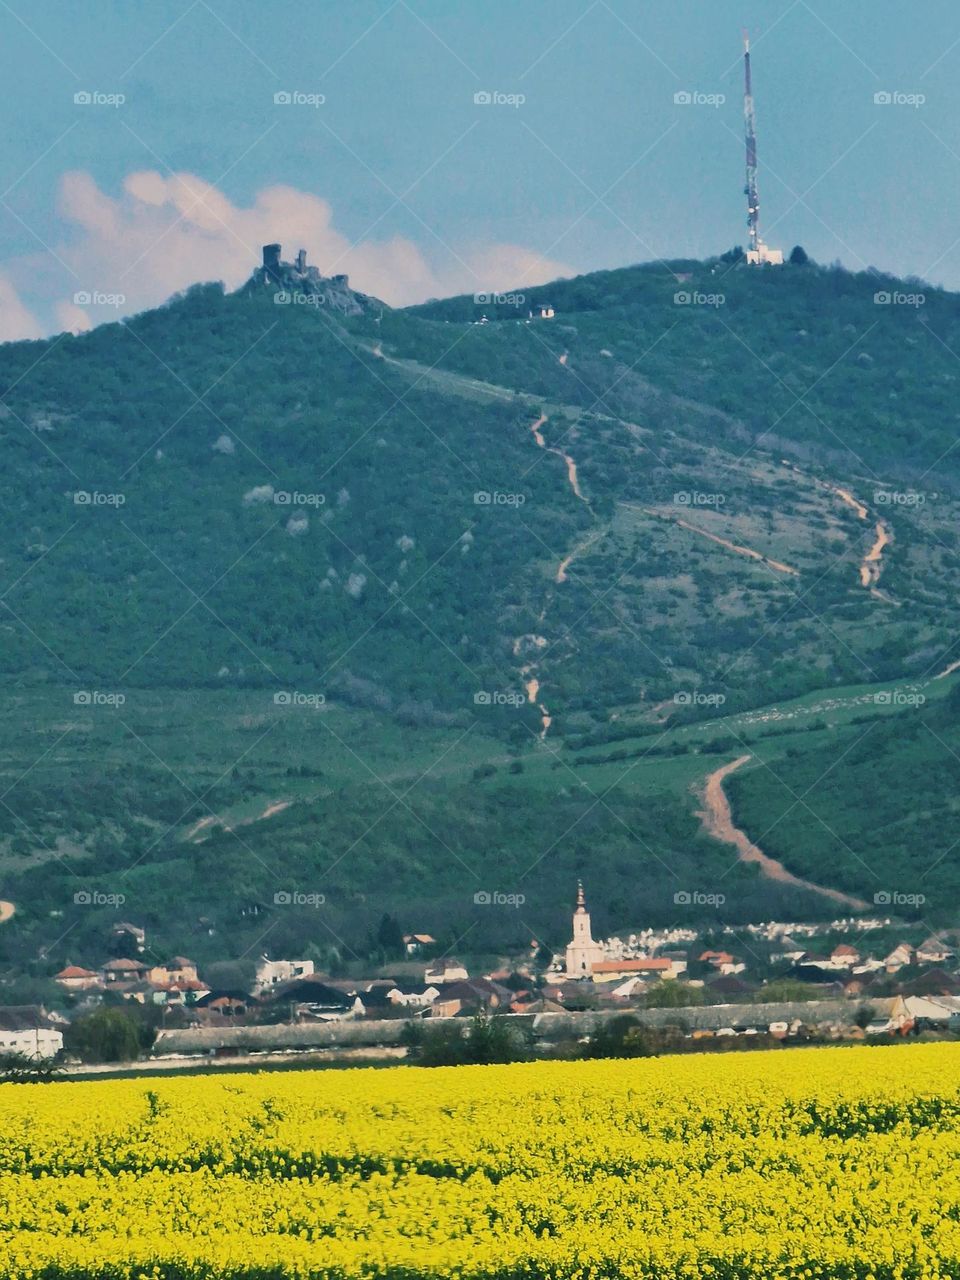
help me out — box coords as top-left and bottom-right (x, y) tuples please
(1, 0), (958, 337)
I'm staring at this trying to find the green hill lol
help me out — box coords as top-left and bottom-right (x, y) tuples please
(2, 253), (960, 969)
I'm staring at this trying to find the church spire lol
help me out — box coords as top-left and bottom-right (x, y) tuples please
(575, 880), (586, 912)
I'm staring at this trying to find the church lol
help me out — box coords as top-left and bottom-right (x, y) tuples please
(564, 882), (605, 978)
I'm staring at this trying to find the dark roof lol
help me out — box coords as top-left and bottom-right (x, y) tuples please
(707, 975), (755, 997)
(0, 1005), (56, 1032)
(435, 978), (511, 1005)
(903, 968), (960, 996)
(270, 977), (354, 1007)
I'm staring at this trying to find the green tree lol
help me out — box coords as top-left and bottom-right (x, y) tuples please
(64, 1008), (142, 1063)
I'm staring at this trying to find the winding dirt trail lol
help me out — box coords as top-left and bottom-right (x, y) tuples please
(634, 506), (799, 576)
(699, 756), (869, 910)
(859, 522), (891, 588)
(519, 413), (595, 739)
(556, 529), (605, 584)
(529, 413), (588, 504)
(827, 482), (892, 592)
(934, 658), (960, 680)
(832, 486), (868, 521)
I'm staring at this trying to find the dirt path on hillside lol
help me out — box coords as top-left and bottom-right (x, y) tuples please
(859, 522), (891, 588)
(699, 756), (869, 910)
(632, 506), (799, 576)
(529, 414), (588, 504)
(520, 413), (595, 739)
(0, 900), (14, 924)
(556, 529), (605, 584)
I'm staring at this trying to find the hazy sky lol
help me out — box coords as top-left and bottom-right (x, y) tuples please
(1, 0), (958, 337)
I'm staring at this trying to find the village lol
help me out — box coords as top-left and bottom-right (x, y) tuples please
(2, 884), (960, 1068)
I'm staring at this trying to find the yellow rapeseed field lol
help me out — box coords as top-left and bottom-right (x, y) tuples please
(2, 1043), (960, 1278)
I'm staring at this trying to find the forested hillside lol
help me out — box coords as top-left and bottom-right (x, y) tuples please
(2, 252), (960, 965)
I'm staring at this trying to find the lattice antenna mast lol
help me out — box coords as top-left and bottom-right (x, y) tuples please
(743, 33), (760, 255)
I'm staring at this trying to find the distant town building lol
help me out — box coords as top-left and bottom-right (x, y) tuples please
(565, 882), (605, 978)
(54, 965), (100, 991)
(0, 1006), (63, 1059)
(253, 958), (314, 995)
(403, 933), (436, 956)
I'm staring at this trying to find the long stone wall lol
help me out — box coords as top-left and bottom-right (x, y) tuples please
(153, 998), (879, 1056)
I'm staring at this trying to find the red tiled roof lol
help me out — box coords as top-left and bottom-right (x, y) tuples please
(592, 959), (671, 974)
(55, 966), (97, 979)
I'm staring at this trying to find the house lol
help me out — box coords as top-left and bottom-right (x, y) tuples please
(387, 985), (440, 1009)
(403, 934), (436, 956)
(109, 922), (145, 951)
(609, 975), (652, 999)
(917, 935), (956, 966)
(591, 958), (673, 984)
(269, 976), (360, 1020)
(0, 1006), (63, 1059)
(195, 991), (250, 1018)
(100, 957), (149, 985)
(54, 965), (100, 992)
(699, 950), (745, 975)
(252, 958), (314, 995)
(517, 996), (566, 1014)
(424, 960), (469, 985)
(904, 967), (960, 997)
(770, 937), (806, 964)
(431, 978), (511, 1019)
(528, 303), (555, 319)
(830, 944), (860, 968)
(152, 979), (209, 1007)
(884, 942), (913, 973)
(660, 950), (689, 974)
(165, 956), (199, 984)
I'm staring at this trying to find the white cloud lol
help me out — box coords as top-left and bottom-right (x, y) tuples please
(0, 273), (43, 342)
(46, 171), (573, 328)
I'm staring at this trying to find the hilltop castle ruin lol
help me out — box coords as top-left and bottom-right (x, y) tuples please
(249, 244), (380, 316)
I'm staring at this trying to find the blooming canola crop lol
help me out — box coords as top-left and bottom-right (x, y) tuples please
(3, 1043), (960, 1277)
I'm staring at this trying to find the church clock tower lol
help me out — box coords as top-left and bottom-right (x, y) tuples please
(564, 881), (605, 978)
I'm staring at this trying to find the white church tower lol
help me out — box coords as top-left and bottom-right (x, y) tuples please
(565, 881), (604, 978)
